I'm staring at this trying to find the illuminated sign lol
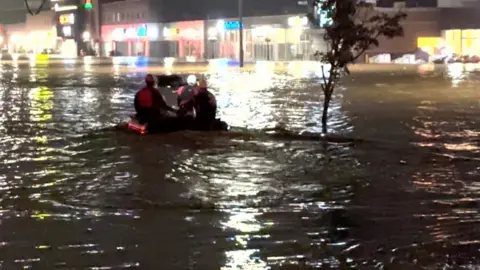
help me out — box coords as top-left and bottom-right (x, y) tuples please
(224, 21), (241, 30)
(180, 28), (200, 38)
(137, 25), (146, 37)
(112, 24), (147, 40)
(62, 26), (72, 37)
(59, 13), (75, 25)
(163, 27), (179, 38)
(288, 16), (308, 28)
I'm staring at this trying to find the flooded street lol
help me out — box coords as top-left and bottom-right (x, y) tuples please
(0, 60), (479, 269)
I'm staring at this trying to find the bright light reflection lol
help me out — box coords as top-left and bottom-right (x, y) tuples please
(255, 61), (275, 73)
(446, 63), (464, 87)
(181, 153), (277, 269)
(29, 56), (36, 67)
(28, 86), (53, 123)
(214, 72), (275, 129)
(84, 55), (93, 66)
(83, 57), (93, 84)
(126, 56), (138, 67)
(83, 89), (97, 103)
(186, 56), (196, 62)
(222, 249), (270, 270)
(417, 64), (435, 74)
(63, 58), (77, 65)
(112, 56), (123, 66)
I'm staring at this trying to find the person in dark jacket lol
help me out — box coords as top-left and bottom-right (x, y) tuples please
(192, 78), (217, 129)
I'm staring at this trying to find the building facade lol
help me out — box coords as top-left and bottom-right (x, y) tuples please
(99, 0), (322, 61)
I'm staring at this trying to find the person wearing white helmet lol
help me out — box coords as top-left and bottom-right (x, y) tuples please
(176, 74), (198, 116)
(186, 74), (197, 85)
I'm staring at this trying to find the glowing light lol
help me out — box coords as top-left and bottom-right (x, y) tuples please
(82, 31), (90, 40)
(84, 55), (93, 66)
(111, 25), (147, 40)
(10, 34), (22, 44)
(59, 13), (75, 24)
(208, 27), (217, 40)
(216, 20), (225, 31)
(252, 26), (273, 38)
(164, 57), (175, 67)
(111, 28), (124, 41)
(186, 56), (196, 62)
(447, 62), (464, 87)
(54, 5), (77, 12)
(224, 21), (241, 30)
(137, 25), (147, 37)
(146, 25), (159, 39)
(163, 27), (180, 38)
(84, 0), (93, 9)
(181, 28), (200, 39)
(62, 26), (72, 37)
(288, 16), (308, 28)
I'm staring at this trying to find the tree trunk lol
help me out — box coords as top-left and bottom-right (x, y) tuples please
(321, 89), (332, 134)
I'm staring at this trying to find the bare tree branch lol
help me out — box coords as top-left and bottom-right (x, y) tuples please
(24, 0), (48, 15)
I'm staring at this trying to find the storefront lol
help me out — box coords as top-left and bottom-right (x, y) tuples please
(177, 21), (204, 61)
(250, 24), (286, 61)
(285, 15), (312, 60)
(157, 24), (179, 57)
(159, 21), (204, 60)
(102, 23), (153, 56)
(206, 20), (245, 60)
(6, 12), (59, 55)
(204, 15), (315, 61)
(442, 29), (480, 56)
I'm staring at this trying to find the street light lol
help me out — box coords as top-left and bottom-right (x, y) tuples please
(238, 0), (244, 67)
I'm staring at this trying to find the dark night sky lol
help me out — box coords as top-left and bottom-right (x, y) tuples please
(0, 0), (305, 23)
(0, 0), (440, 24)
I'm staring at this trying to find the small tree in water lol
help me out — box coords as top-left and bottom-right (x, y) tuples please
(311, 0), (406, 133)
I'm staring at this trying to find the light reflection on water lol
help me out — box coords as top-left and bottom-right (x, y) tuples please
(0, 61), (479, 268)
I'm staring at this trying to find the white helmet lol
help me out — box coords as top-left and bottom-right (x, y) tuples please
(186, 75), (197, 85)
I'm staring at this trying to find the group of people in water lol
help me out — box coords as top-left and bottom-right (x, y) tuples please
(133, 74), (218, 132)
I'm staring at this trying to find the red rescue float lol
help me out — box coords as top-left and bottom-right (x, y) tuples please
(127, 120), (147, 135)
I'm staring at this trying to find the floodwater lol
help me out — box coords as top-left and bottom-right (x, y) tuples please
(0, 59), (479, 269)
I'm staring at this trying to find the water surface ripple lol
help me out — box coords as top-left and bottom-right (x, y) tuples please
(0, 61), (478, 269)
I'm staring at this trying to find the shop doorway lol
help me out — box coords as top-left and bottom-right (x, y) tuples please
(132, 41), (146, 56)
(207, 40), (220, 59)
(253, 42), (274, 61)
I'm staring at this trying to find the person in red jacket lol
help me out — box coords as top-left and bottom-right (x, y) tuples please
(134, 74), (177, 128)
